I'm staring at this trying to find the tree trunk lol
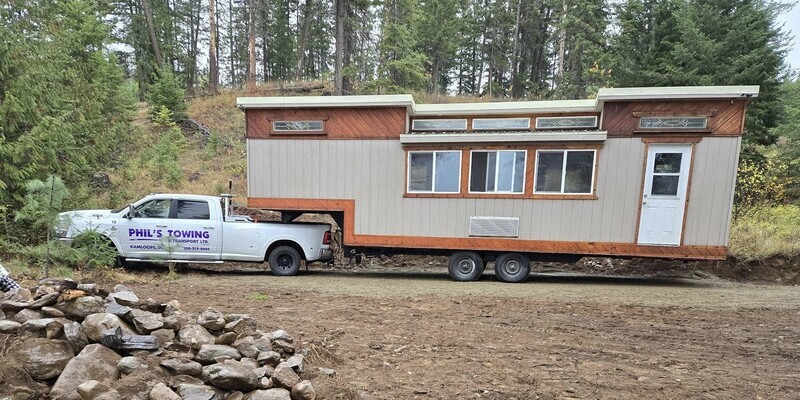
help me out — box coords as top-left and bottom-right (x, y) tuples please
(247, 0), (256, 89)
(295, 0), (312, 81)
(229, 0), (235, 86)
(141, 0), (163, 68)
(208, 0), (220, 94)
(511, 0), (523, 98)
(557, 0), (567, 80)
(334, 0), (345, 95)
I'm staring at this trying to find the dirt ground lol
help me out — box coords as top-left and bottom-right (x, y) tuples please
(125, 261), (800, 400)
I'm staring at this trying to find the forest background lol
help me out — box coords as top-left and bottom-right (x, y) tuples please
(1, 0), (799, 273)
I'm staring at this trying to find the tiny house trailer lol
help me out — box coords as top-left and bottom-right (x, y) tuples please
(238, 86), (758, 282)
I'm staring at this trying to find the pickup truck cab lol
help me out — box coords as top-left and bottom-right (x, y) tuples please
(56, 194), (332, 275)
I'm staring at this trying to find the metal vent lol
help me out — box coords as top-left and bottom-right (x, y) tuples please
(469, 217), (520, 238)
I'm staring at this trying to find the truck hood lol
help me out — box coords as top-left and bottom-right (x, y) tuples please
(59, 209), (114, 221)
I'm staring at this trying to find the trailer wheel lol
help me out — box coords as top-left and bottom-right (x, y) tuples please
(494, 253), (530, 283)
(268, 246), (302, 276)
(448, 252), (484, 282)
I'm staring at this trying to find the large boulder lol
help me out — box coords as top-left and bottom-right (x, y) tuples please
(0, 320), (22, 334)
(205, 361), (259, 392)
(243, 388), (291, 400)
(13, 308), (45, 323)
(174, 383), (227, 400)
(160, 358), (203, 376)
(196, 344), (242, 364)
(197, 308), (226, 331)
(50, 344), (122, 400)
(108, 290), (139, 307)
(63, 321), (89, 354)
(269, 365), (300, 390)
(128, 309), (165, 334)
(178, 324), (215, 350)
(290, 381), (316, 400)
(81, 313), (136, 342)
(27, 292), (60, 309)
(14, 338), (74, 380)
(54, 296), (105, 320)
(149, 382), (181, 400)
(18, 317), (66, 339)
(234, 336), (260, 359)
(0, 364), (49, 400)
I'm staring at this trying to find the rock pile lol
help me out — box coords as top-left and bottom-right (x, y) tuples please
(0, 279), (321, 400)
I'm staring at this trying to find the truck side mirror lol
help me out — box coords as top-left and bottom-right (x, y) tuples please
(127, 204), (135, 219)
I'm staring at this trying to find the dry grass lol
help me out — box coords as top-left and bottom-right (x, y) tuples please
(729, 205), (800, 261)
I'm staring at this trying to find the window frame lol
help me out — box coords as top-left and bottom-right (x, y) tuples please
(175, 200), (211, 220)
(532, 148), (598, 198)
(271, 120), (325, 133)
(468, 150), (527, 194)
(535, 116), (598, 130)
(637, 116), (709, 130)
(406, 150), (462, 194)
(411, 119), (468, 132)
(471, 118), (531, 131)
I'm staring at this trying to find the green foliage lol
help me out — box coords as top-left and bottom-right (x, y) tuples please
(146, 68), (188, 122)
(69, 231), (120, 269)
(373, 0), (429, 93)
(203, 131), (221, 160)
(729, 205), (800, 260)
(142, 109), (186, 188)
(734, 156), (790, 217)
(250, 293), (270, 302)
(610, 0), (788, 147)
(14, 176), (70, 239)
(773, 78), (800, 200)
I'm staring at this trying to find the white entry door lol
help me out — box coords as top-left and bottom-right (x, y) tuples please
(637, 144), (693, 246)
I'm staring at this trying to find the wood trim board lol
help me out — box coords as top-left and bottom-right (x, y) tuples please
(248, 197), (727, 260)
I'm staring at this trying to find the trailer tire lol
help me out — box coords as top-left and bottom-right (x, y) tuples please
(268, 246), (302, 276)
(494, 253), (530, 283)
(448, 252), (484, 282)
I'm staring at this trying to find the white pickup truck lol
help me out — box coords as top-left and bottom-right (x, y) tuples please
(55, 194), (332, 275)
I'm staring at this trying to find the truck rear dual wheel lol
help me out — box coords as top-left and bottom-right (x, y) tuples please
(448, 251), (484, 282)
(494, 253), (531, 283)
(268, 246), (302, 276)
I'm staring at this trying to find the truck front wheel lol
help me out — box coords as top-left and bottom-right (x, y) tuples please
(268, 246), (302, 276)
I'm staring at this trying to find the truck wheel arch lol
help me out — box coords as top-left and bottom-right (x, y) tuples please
(265, 240), (307, 262)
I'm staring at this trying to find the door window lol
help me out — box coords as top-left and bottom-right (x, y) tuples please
(650, 152), (682, 196)
(133, 199), (171, 218)
(176, 200), (210, 220)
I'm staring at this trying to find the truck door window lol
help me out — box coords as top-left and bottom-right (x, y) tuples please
(134, 199), (171, 218)
(176, 200), (210, 220)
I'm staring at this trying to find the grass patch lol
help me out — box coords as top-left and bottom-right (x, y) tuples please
(250, 293), (270, 302)
(729, 205), (800, 261)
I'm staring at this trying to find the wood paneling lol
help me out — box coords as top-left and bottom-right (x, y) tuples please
(603, 100), (747, 136)
(246, 107), (407, 139)
(248, 197), (726, 260)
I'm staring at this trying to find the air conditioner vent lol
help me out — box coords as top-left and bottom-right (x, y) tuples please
(469, 216), (520, 238)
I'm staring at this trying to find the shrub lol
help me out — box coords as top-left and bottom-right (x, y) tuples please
(734, 157), (790, 218)
(146, 68), (187, 122)
(729, 205), (800, 260)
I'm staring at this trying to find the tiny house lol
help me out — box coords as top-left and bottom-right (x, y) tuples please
(237, 86), (758, 282)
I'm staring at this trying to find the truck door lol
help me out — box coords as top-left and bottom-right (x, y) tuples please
(117, 198), (173, 259)
(169, 199), (221, 260)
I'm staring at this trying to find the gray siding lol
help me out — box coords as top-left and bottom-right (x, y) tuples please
(683, 137), (741, 247)
(248, 136), (740, 246)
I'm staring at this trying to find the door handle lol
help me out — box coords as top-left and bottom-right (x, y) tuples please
(642, 201), (647, 205)
(156, 224), (168, 228)
(203, 226), (215, 230)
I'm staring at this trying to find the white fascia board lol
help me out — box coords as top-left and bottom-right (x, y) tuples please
(236, 94), (416, 109)
(413, 99), (599, 116)
(400, 131), (608, 144)
(597, 86), (760, 101)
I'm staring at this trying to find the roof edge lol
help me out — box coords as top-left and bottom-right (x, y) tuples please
(596, 86), (760, 101)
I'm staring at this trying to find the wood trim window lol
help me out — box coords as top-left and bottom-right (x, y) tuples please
(535, 116), (598, 130)
(270, 120), (327, 135)
(472, 118), (530, 131)
(406, 150), (462, 194)
(411, 119), (468, 131)
(533, 149), (598, 199)
(468, 150), (526, 194)
(638, 116), (708, 130)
